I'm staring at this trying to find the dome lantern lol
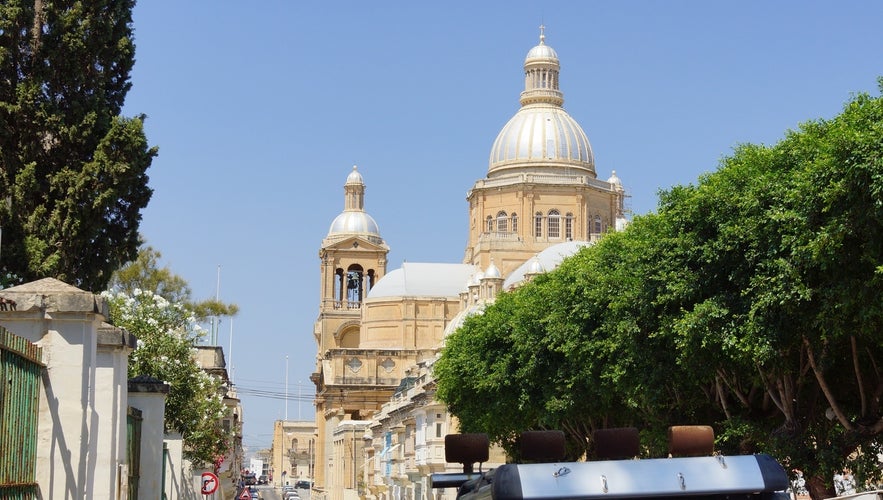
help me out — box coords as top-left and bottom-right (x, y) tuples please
(326, 166), (385, 245)
(488, 27), (596, 178)
(520, 25), (563, 107)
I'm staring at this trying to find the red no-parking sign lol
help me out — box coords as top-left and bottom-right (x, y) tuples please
(201, 472), (219, 495)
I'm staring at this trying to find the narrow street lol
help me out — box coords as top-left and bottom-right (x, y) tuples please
(241, 484), (311, 500)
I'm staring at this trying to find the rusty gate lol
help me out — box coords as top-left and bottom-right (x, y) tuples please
(0, 326), (43, 500)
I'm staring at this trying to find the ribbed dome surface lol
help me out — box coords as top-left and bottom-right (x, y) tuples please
(489, 106), (594, 176)
(526, 43), (558, 60)
(488, 30), (595, 178)
(346, 168), (363, 185)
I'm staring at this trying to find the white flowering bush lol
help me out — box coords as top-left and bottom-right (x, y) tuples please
(0, 270), (22, 290)
(103, 289), (231, 464)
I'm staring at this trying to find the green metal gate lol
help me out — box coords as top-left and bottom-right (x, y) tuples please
(127, 407), (142, 500)
(0, 326), (43, 500)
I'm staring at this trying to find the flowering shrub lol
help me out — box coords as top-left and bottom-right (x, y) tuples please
(102, 289), (231, 464)
(0, 270), (22, 290)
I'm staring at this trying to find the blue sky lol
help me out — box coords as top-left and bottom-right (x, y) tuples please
(122, 1), (882, 453)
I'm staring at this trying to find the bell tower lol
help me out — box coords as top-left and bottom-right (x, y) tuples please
(312, 166), (388, 489)
(315, 166), (388, 352)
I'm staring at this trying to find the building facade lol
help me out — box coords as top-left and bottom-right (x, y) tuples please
(0, 278), (242, 500)
(272, 420), (318, 488)
(312, 30), (628, 500)
(0, 278), (136, 499)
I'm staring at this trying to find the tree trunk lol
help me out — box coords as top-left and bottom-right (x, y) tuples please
(805, 474), (835, 500)
(31, 0), (44, 51)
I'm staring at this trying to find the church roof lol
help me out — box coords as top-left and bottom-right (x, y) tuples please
(503, 240), (593, 289)
(443, 302), (487, 337)
(367, 262), (479, 299)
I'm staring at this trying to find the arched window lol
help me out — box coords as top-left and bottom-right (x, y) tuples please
(565, 212), (574, 240)
(486, 215), (494, 232)
(594, 215), (603, 234)
(511, 213), (518, 232)
(346, 264), (364, 306)
(534, 212), (543, 238)
(334, 268), (345, 307)
(496, 211), (508, 232)
(547, 210), (560, 239)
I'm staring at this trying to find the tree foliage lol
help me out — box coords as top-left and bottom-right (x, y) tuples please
(0, 0), (156, 291)
(103, 288), (230, 464)
(104, 245), (239, 464)
(109, 245), (239, 320)
(437, 81), (883, 499)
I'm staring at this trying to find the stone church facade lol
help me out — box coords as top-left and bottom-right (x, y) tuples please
(311, 29), (628, 500)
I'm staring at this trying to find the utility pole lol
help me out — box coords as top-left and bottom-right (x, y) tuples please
(285, 356), (289, 421)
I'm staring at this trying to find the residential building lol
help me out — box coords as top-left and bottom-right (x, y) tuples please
(194, 345), (243, 499)
(272, 419), (318, 488)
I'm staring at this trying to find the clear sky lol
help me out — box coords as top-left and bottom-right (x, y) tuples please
(122, 1), (882, 453)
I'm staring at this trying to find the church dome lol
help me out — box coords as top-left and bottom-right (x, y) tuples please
(527, 255), (546, 275)
(484, 260), (501, 279)
(488, 28), (595, 178)
(526, 42), (558, 61)
(325, 166), (385, 244)
(328, 211), (381, 236)
(346, 166), (364, 185)
(607, 170), (623, 190)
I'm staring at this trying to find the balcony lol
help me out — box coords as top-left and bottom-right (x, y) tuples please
(321, 299), (361, 311)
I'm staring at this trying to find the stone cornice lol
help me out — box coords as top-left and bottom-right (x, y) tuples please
(0, 277), (108, 316)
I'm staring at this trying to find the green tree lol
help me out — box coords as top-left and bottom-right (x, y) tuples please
(436, 216), (716, 459)
(0, 0), (156, 291)
(437, 81), (883, 499)
(109, 245), (239, 320)
(651, 82), (883, 499)
(103, 245), (239, 464)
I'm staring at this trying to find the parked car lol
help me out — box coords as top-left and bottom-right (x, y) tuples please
(295, 480), (311, 489)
